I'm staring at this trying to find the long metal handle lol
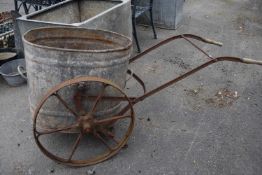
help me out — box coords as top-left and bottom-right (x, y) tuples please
(120, 56), (262, 114)
(129, 34), (223, 63)
(132, 57), (262, 104)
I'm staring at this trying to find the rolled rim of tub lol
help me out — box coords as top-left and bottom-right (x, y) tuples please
(22, 27), (132, 53)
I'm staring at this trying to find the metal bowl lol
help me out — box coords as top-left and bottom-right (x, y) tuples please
(0, 58), (27, 86)
(0, 48), (17, 66)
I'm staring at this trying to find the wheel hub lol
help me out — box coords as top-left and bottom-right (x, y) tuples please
(79, 114), (96, 134)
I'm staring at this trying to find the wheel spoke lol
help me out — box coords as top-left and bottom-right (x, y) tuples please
(74, 89), (87, 116)
(94, 132), (113, 151)
(96, 115), (131, 125)
(111, 137), (120, 145)
(37, 124), (78, 135)
(99, 128), (120, 145)
(53, 93), (79, 118)
(67, 133), (83, 162)
(90, 84), (107, 113)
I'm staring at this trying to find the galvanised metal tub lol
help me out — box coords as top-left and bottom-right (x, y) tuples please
(138, 0), (184, 29)
(17, 0), (132, 57)
(23, 27), (132, 129)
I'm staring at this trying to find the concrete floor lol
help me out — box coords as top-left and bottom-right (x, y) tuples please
(0, 0), (262, 175)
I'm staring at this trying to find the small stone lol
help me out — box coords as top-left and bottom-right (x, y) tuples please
(87, 170), (96, 175)
(20, 130), (23, 133)
(17, 143), (20, 147)
(233, 91), (238, 98)
(138, 170), (142, 173)
(49, 168), (55, 173)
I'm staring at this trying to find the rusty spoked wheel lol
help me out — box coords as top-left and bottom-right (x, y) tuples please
(33, 76), (135, 167)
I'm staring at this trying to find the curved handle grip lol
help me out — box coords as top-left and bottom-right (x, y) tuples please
(17, 65), (27, 80)
(241, 58), (262, 66)
(201, 38), (223, 46)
